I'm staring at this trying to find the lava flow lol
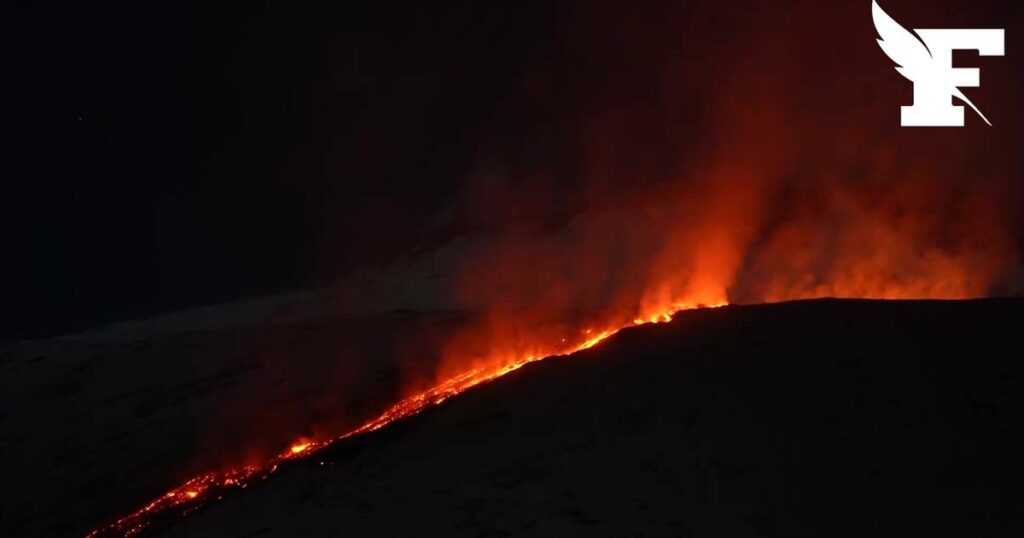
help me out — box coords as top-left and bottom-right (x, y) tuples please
(84, 301), (714, 538)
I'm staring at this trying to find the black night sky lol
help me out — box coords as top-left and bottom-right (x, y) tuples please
(7, 1), (565, 339)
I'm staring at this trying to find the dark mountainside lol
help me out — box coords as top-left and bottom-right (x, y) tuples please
(134, 299), (1022, 538)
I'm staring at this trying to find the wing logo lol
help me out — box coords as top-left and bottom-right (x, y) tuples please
(872, 0), (1004, 127)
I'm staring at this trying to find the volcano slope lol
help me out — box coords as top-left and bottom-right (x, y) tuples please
(148, 299), (1022, 538)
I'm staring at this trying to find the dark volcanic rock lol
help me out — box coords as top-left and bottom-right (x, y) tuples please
(150, 299), (1023, 538)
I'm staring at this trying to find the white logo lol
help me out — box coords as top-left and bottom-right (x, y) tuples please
(872, 0), (1004, 127)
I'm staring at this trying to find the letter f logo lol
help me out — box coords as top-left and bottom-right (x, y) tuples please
(873, 0), (1004, 127)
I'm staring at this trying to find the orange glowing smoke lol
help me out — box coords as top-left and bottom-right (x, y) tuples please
(83, 183), (1020, 538)
(86, 134), (1021, 538)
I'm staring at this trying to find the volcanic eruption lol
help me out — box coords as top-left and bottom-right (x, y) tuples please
(6, 1), (1022, 537)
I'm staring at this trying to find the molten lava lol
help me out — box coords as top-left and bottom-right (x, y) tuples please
(84, 299), (723, 538)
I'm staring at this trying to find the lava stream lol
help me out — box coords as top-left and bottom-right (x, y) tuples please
(85, 302), (718, 538)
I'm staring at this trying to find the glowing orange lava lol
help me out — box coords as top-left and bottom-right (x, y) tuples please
(84, 301), (718, 538)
